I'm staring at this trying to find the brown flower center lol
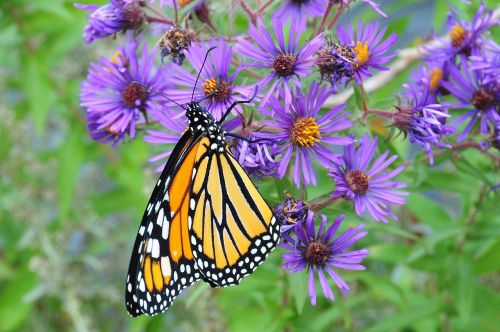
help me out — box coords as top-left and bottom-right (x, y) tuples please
(449, 24), (467, 48)
(273, 53), (297, 77)
(203, 78), (232, 102)
(305, 240), (330, 266)
(470, 88), (495, 111)
(122, 83), (148, 107)
(345, 170), (370, 195)
(290, 117), (320, 147)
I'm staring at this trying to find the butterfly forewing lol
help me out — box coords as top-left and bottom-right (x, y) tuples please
(125, 131), (204, 316)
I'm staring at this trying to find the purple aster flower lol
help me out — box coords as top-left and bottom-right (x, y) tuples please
(75, 0), (144, 44)
(166, 38), (253, 120)
(272, 0), (329, 31)
(393, 78), (455, 165)
(329, 134), (408, 223)
(274, 196), (310, 234)
(315, 39), (357, 86)
(409, 60), (450, 103)
(80, 39), (169, 146)
(258, 81), (353, 188)
(281, 212), (369, 305)
(336, 0), (387, 18)
(441, 58), (499, 142)
(337, 21), (397, 83)
(231, 120), (282, 179)
(234, 17), (324, 109)
(425, 1), (496, 62)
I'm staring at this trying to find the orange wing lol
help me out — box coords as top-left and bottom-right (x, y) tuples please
(126, 132), (204, 316)
(188, 145), (280, 287)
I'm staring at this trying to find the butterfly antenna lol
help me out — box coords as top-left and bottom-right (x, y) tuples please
(131, 81), (185, 110)
(192, 46), (217, 103)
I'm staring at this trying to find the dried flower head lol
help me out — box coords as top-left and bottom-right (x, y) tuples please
(158, 26), (198, 65)
(316, 39), (357, 86)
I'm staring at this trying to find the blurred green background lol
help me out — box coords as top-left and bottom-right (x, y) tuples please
(0, 0), (499, 331)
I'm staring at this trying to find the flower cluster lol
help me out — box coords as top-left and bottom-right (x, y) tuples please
(76, 0), (495, 310)
(412, 2), (499, 150)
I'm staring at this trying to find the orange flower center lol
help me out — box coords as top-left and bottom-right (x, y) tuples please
(353, 41), (370, 68)
(202, 78), (232, 102)
(178, 0), (193, 6)
(290, 117), (320, 147)
(449, 24), (467, 48)
(429, 67), (443, 92)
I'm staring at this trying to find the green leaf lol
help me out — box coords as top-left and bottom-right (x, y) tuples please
(57, 127), (84, 221)
(368, 243), (412, 264)
(433, 0), (450, 30)
(21, 54), (54, 134)
(365, 297), (443, 332)
(288, 271), (308, 314)
(451, 157), (493, 186)
(474, 239), (500, 275)
(453, 256), (475, 325)
(0, 267), (37, 332)
(352, 84), (365, 111)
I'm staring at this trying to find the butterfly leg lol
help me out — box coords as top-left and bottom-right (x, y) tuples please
(218, 85), (259, 124)
(225, 133), (278, 145)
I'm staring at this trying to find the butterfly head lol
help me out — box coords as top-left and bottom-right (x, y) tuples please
(186, 102), (227, 152)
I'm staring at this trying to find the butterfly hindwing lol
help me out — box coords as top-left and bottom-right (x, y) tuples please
(188, 144), (280, 287)
(125, 131), (204, 316)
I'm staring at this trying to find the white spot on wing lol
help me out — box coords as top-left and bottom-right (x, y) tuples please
(139, 279), (145, 292)
(152, 239), (160, 258)
(161, 256), (171, 277)
(157, 209), (164, 226)
(162, 219), (170, 240)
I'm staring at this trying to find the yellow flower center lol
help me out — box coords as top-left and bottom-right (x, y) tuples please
(290, 117), (320, 147)
(110, 50), (123, 64)
(429, 67), (443, 92)
(449, 24), (467, 48)
(203, 78), (217, 95)
(353, 41), (370, 68)
(104, 51), (126, 73)
(202, 78), (232, 102)
(178, 0), (193, 6)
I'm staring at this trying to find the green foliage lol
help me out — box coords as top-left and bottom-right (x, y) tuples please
(0, 0), (499, 331)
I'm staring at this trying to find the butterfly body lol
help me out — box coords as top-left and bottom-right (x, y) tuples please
(125, 101), (280, 317)
(186, 102), (227, 152)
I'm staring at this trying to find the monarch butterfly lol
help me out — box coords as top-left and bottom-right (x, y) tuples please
(125, 50), (280, 317)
